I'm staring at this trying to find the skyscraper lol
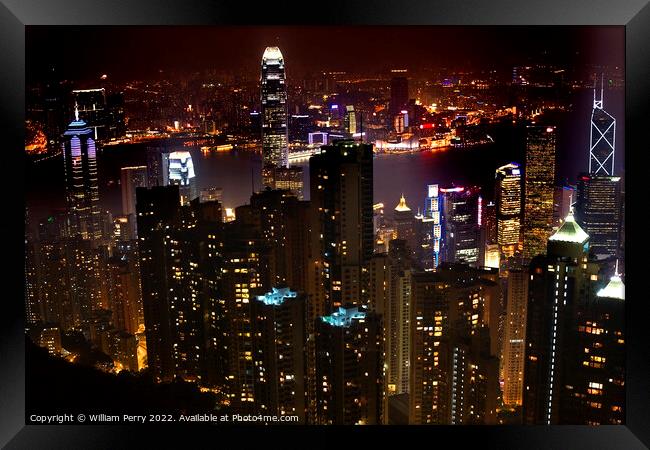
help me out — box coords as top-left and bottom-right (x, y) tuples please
(167, 151), (198, 206)
(136, 186), (181, 382)
(565, 263), (625, 425)
(390, 74), (409, 125)
(589, 75), (616, 176)
(495, 163), (522, 258)
(522, 211), (600, 424)
(62, 109), (101, 240)
(575, 174), (621, 259)
(523, 126), (556, 261)
(120, 166), (148, 217)
(409, 266), (499, 425)
(261, 46), (289, 188)
(251, 287), (307, 422)
(309, 140), (374, 311)
(440, 186), (481, 266)
(501, 267), (529, 407)
(314, 306), (382, 424)
(416, 184), (443, 270)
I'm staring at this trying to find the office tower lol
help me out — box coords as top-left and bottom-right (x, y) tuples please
(393, 194), (417, 256)
(62, 109), (101, 240)
(409, 265), (499, 425)
(495, 163), (522, 258)
(269, 166), (304, 200)
(553, 185), (575, 227)
(523, 126), (557, 260)
(167, 151), (198, 205)
(480, 200), (498, 267)
(589, 75), (616, 176)
(344, 105), (357, 134)
(390, 75), (409, 124)
(136, 186), (181, 382)
(522, 211), (600, 424)
(72, 88), (107, 141)
(251, 287), (307, 422)
(261, 46), (289, 188)
(314, 306), (382, 424)
(575, 174), (621, 259)
(415, 184), (442, 270)
(120, 166), (148, 217)
(440, 186), (481, 266)
(502, 267), (529, 407)
(309, 141), (373, 312)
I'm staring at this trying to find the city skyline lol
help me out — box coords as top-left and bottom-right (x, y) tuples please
(24, 27), (625, 426)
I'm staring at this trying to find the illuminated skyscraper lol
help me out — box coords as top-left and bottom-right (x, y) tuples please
(167, 151), (198, 206)
(565, 263), (625, 425)
(502, 267), (529, 407)
(251, 287), (307, 422)
(495, 163), (522, 258)
(314, 306), (382, 424)
(523, 211), (600, 424)
(575, 174), (621, 260)
(309, 141), (374, 311)
(589, 75), (616, 176)
(261, 46), (289, 188)
(523, 126), (556, 260)
(440, 186), (481, 265)
(409, 266), (499, 425)
(417, 184), (442, 270)
(62, 109), (101, 240)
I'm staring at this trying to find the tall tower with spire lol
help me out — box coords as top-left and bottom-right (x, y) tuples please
(589, 74), (616, 176)
(261, 46), (289, 188)
(62, 104), (101, 240)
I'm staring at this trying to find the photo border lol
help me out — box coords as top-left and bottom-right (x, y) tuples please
(2, 0), (648, 447)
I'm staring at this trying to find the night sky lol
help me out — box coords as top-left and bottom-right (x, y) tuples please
(26, 26), (624, 82)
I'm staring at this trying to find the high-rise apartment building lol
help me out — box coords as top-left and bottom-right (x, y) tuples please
(309, 141), (373, 312)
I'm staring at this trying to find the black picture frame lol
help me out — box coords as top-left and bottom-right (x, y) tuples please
(2, 0), (649, 448)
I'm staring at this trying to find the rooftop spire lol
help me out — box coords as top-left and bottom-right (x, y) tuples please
(395, 193), (411, 212)
(74, 102), (79, 121)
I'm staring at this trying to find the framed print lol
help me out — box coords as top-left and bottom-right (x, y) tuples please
(2, 0), (649, 448)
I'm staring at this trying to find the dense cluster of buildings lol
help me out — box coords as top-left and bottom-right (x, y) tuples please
(25, 47), (624, 425)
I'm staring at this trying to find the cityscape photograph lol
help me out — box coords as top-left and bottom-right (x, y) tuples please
(24, 26), (625, 425)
